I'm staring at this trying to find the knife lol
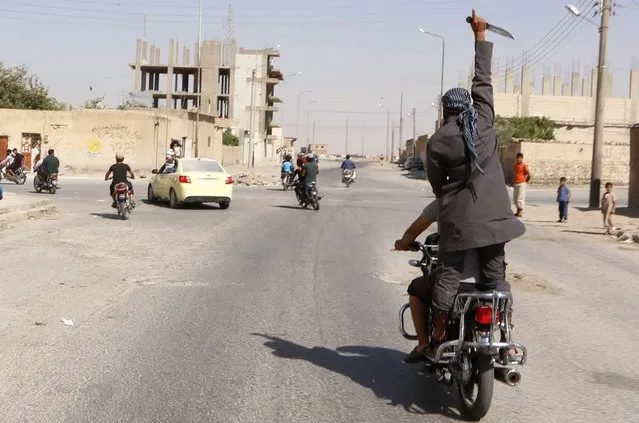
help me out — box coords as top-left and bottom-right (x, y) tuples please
(465, 16), (515, 40)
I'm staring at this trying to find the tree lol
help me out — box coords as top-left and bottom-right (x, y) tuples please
(222, 128), (239, 146)
(0, 62), (63, 110)
(495, 116), (555, 146)
(83, 96), (105, 109)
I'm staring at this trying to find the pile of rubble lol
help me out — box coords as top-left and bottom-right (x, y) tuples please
(233, 172), (279, 187)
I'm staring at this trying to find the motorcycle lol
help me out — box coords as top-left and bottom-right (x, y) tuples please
(281, 172), (294, 191)
(113, 181), (134, 220)
(341, 169), (354, 187)
(34, 171), (58, 194)
(293, 180), (320, 210)
(1, 166), (27, 185)
(398, 233), (527, 421)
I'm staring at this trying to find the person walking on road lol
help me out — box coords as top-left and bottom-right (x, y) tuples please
(513, 153), (530, 217)
(556, 177), (571, 223)
(601, 182), (616, 235)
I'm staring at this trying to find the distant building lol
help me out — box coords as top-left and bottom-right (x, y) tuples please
(308, 143), (328, 156)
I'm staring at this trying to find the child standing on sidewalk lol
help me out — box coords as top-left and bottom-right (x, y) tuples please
(601, 182), (616, 235)
(556, 177), (570, 223)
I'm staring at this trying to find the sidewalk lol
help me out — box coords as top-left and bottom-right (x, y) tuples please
(0, 192), (56, 229)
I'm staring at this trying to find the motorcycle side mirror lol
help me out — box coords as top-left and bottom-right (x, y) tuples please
(151, 169), (158, 174)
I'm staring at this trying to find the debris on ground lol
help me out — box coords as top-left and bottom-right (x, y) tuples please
(61, 318), (74, 326)
(233, 172), (279, 187)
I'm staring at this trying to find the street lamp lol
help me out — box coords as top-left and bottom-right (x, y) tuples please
(194, 0), (203, 157)
(565, 4), (598, 26)
(418, 28), (445, 130)
(296, 89), (312, 144)
(285, 71), (302, 77)
(379, 98), (390, 161)
(306, 99), (320, 146)
(565, 2), (611, 208)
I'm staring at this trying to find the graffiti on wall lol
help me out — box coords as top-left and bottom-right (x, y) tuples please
(91, 125), (139, 157)
(86, 139), (103, 158)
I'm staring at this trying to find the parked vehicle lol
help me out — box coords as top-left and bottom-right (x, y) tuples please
(398, 234), (527, 421)
(147, 158), (233, 210)
(341, 169), (354, 187)
(1, 166), (27, 185)
(293, 181), (320, 210)
(114, 182), (134, 220)
(403, 157), (424, 171)
(34, 171), (58, 194)
(281, 172), (294, 191)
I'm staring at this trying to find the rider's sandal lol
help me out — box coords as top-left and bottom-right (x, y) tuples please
(404, 346), (428, 363)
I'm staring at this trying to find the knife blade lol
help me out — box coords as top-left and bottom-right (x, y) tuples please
(465, 16), (515, 40)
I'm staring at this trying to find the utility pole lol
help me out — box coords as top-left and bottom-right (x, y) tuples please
(194, 0), (203, 158)
(361, 133), (365, 156)
(306, 110), (310, 146)
(411, 107), (417, 157)
(248, 69), (256, 168)
(398, 92), (403, 161)
(312, 121), (316, 145)
(589, 0), (611, 208)
(345, 118), (349, 156)
(391, 119), (395, 163)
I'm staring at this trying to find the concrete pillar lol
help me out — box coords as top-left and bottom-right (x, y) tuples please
(194, 42), (200, 66)
(142, 41), (148, 62)
(154, 73), (160, 91)
(135, 38), (142, 63)
(175, 41), (179, 66)
(553, 76), (562, 96)
(167, 39), (174, 107)
(505, 68), (514, 93)
(155, 48), (160, 65)
(571, 72), (580, 96)
(630, 126), (639, 208)
(630, 69), (639, 99)
(183, 47), (190, 66)
(604, 70), (613, 98)
(582, 77), (591, 97)
(562, 82), (570, 96)
(141, 71), (147, 91)
(150, 45), (156, 65)
(542, 76), (552, 95)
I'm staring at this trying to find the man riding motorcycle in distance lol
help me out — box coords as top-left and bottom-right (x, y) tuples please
(423, 10), (525, 360)
(34, 149), (60, 187)
(341, 154), (356, 181)
(301, 153), (322, 200)
(104, 154), (136, 208)
(0, 149), (14, 174)
(395, 199), (516, 363)
(5, 148), (24, 179)
(281, 154), (294, 182)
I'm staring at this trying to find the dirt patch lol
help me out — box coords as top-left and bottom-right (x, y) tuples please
(507, 272), (563, 295)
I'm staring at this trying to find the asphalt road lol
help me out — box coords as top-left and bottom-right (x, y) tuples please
(0, 162), (637, 422)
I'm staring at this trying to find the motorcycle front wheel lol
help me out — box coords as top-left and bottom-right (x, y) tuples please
(457, 354), (494, 421)
(18, 173), (27, 185)
(34, 177), (42, 193)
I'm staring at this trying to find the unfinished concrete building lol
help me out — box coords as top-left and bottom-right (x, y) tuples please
(130, 37), (237, 119)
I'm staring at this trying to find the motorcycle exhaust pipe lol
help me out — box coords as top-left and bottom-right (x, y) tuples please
(496, 368), (521, 386)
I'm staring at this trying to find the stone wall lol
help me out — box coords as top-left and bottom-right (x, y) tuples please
(222, 146), (243, 166)
(499, 140), (629, 185)
(0, 108), (229, 173)
(630, 126), (639, 207)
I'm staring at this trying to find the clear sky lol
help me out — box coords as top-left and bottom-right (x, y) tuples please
(2, 0), (637, 155)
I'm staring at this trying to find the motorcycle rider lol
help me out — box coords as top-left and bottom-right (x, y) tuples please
(104, 154), (136, 208)
(5, 148), (24, 179)
(0, 149), (14, 174)
(301, 153), (322, 200)
(281, 154), (294, 184)
(341, 154), (356, 181)
(34, 149), (60, 187)
(424, 10), (525, 359)
(395, 199), (515, 363)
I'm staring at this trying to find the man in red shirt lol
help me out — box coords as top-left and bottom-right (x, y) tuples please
(512, 153), (530, 217)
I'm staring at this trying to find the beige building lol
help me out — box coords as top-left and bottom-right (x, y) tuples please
(0, 108), (230, 173)
(308, 143), (328, 156)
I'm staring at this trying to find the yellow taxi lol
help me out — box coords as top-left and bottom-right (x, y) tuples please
(147, 158), (233, 209)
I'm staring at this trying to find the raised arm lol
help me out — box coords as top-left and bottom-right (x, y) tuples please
(469, 10), (495, 124)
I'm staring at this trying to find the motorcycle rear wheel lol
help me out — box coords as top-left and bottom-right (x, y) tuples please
(457, 354), (494, 421)
(119, 202), (129, 220)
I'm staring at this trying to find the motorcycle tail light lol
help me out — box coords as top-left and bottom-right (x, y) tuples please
(475, 305), (499, 325)
(179, 175), (191, 183)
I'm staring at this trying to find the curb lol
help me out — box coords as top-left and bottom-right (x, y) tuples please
(0, 200), (56, 229)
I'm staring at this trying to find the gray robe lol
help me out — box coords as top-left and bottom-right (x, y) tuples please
(426, 41), (525, 252)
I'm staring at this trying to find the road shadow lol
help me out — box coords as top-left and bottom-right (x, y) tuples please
(273, 205), (306, 211)
(401, 170), (428, 180)
(561, 230), (606, 236)
(615, 207), (639, 218)
(252, 333), (463, 419)
(140, 199), (218, 210)
(89, 212), (124, 220)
